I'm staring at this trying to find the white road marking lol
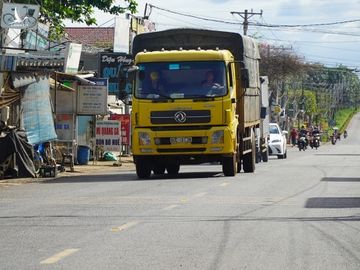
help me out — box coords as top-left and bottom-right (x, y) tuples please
(162, 204), (179, 210)
(111, 221), (140, 232)
(180, 197), (189, 203)
(219, 182), (229, 187)
(193, 192), (207, 198)
(40, 249), (79, 264)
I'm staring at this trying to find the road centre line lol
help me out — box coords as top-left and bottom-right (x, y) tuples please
(193, 192), (207, 198)
(219, 182), (230, 187)
(40, 249), (79, 264)
(162, 204), (179, 210)
(111, 221), (140, 232)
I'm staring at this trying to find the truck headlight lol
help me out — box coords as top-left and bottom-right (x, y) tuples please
(139, 132), (151, 145)
(211, 130), (224, 144)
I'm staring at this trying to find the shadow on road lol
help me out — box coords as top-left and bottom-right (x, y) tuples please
(305, 197), (360, 208)
(322, 177), (360, 182)
(41, 171), (223, 184)
(315, 154), (360, 156)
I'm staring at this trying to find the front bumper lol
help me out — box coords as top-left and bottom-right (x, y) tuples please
(132, 126), (235, 156)
(268, 143), (284, 155)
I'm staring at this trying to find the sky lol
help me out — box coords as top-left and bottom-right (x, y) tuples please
(66, 0), (360, 70)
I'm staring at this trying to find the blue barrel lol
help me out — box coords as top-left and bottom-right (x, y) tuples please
(77, 145), (90, 165)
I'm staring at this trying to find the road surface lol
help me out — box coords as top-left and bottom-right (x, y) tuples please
(1, 114), (360, 269)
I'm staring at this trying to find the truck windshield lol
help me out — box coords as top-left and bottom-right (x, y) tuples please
(135, 61), (227, 100)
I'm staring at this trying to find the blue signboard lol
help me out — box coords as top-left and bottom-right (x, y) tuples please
(22, 76), (57, 144)
(98, 53), (133, 95)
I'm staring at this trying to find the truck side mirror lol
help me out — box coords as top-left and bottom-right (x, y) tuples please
(260, 107), (267, 119)
(241, 68), (250, 88)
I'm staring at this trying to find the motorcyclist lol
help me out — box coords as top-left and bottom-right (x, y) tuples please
(344, 130), (348, 139)
(311, 126), (321, 147)
(298, 125), (308, 148)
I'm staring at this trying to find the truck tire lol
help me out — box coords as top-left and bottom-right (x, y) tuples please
(153, 164), (165, 175)
(166, 164), (180, 175)
(222, 155), (236, 176)
(243, 133), (256, 173)
(136, 159), (152, 179)
(261, 149), (269, 162)
(255, 148), (261, 163)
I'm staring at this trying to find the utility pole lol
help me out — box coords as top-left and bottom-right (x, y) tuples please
(231, 9), (263, 36)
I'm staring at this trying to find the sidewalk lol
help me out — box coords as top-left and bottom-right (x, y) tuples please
(0, 156), (135, 186)
(61, 155), (135, 176)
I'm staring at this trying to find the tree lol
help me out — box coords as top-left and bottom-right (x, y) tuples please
(10, 0), (138, 39)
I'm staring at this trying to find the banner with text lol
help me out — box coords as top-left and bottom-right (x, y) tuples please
(95, 120), (121, 152)
(109, 114), (130, 146)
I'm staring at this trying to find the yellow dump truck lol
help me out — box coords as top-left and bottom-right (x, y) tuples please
(127, 29), (261, 178)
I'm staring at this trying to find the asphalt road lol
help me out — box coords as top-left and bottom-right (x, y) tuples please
(1, 114), (360, 270)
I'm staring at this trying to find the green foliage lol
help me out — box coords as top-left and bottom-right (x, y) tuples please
(334, 108), (356, 131)
(303, 90), (317, 114)
(15, 0), (138, 40)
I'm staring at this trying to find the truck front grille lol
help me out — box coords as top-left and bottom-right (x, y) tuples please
(151, 110), (210, 124)
(157, 148), (206, 153)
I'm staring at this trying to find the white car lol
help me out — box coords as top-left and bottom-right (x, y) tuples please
(269, 123), (287, 159)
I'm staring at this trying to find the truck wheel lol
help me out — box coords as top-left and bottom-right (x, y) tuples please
(243, 133), (256, 173)
(261, 149), (269, 162)
(153, 165), (165, 175)
(236, 142), (241, 173)
(136, 159), (152, 179)
(166, 164), (180, 175)
(255, 149), (261, 163)
(222, 155), (236, 176)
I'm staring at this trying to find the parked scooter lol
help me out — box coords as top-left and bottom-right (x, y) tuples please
(298, 136), (307, 151)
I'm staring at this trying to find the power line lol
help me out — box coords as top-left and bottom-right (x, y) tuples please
(147, 4), (360, 30)
(231, 9), (263, 35)
(250, 19), (360, 28)
(148, 4), (240, 25)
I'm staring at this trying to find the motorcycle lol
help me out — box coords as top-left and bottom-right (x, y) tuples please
(298, 136), (307, 151)
(310, 134), (321, 149)
(330, 134), (336, 145)
(344, 130), (348, 139)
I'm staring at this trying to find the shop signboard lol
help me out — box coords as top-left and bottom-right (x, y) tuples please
(55, 114), (74, 141)
(64, 43), (82, 74)
(95, 120), (121, 152)
(1, 3), (39, 30)
(98, 53), (133, 95)
(109, 114), (130, 145)
(77, 78), (108, 115)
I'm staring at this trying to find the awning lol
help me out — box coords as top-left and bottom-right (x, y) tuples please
(51, 72), (96, 85)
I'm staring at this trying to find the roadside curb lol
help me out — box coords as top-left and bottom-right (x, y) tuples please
(0, 157), (135, 186)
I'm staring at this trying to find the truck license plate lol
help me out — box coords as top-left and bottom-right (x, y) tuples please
(170, 137), (192, 144)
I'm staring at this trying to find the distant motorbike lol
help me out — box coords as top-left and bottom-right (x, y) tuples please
(330, 134), (336, 145)
(310, 135), (321, 149)
(298, 136), (307, 151)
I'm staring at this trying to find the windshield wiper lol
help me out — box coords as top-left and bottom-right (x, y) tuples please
(189, 95), (216, 102)
(151, 93), (175, 103)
